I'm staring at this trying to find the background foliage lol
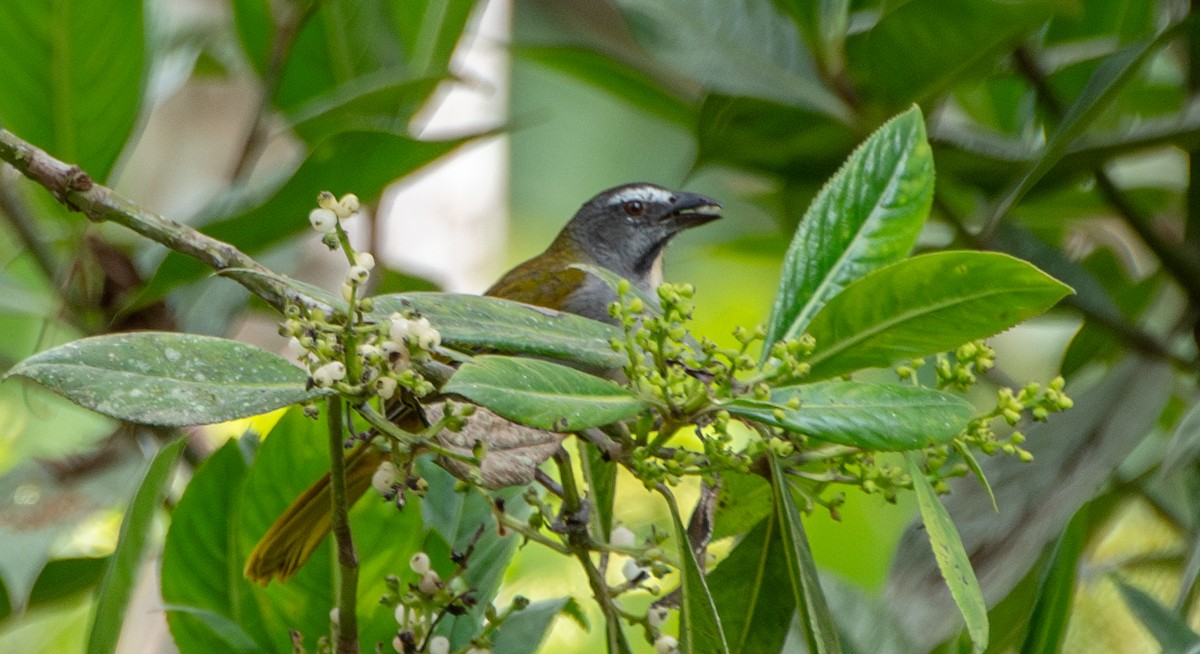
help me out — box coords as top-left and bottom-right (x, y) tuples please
(0, 0), (1198, 652)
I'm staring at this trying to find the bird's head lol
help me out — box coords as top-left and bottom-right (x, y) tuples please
(555, 183), (722, 283)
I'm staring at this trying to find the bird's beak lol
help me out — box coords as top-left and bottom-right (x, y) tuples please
(667, 191), (723, 229)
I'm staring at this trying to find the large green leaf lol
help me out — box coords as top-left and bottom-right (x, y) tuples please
(373, 293), (626, 370)
(663, 491), (730, 654)
(517, 45), (695, 127)
(775, 0), (849, 77)
(845, 0), (1059, 110)
(6, 332), (328, 427)
(612, 0), (850, 121)
(803, 251), (1073, 380)
(87, 438), (186, 654)
(162, 440), (272, 653)
(726, 382), (973, 451)
(0, 0), (144, 180)
(708, 514), (795, 654)
(142, 130), (475, 299)
(764, 106), (933, 350)
(905, 454), (988, 653)
(443, 356), (647, 431)
(768, 453), (841, 653)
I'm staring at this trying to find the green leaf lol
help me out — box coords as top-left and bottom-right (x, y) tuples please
(768, 453), (841, 653)
(726, 381), (973, 451)
(1020, 503), (1090, 654)
(143, 130), (475, 299)
(612, 0), (850, 121)
(161, 605), (262, 654)
(764, 106), (934, 350)
(374, 292), (625, 370)
(87, 438), (186, 654)
(517, 45), (695, 127)
(712, 472), (773, 541)
(845, 0), (1059, 110)
(663, 490), (731, 654)
(776, 0), (849, 77)
(491, 598), (571, 654)
(989, 25), (1183, 225)
(708, 514), (794, 654)
(1113, 577), (1200, 653)
(162, 440), (272, 653)
(6, 332), (328, 427)
(391, 0), (481, 78)
(288, 75), (444, 144)
(803, 251), (1073, 380)
(443, 356), (647, 431)
(904, 453), (988, 653)
(580, 440), (618, 541)
(0, 0), (144, 180)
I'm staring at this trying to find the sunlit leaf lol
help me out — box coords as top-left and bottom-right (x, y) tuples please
(764, 106), (933, 350)
(803, 251), (1073, 380)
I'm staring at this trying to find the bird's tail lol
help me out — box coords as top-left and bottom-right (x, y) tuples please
(243, 443), (386, 585)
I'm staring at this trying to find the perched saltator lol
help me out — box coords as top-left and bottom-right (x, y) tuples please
(245, 183), (722, 584)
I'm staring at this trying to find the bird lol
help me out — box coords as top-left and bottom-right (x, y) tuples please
(244, 183), (723, 584)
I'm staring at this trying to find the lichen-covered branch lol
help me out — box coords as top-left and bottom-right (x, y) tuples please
(0, 127), (294, 312)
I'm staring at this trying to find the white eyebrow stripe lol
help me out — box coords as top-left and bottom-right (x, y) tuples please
(607, 186), (674, 206)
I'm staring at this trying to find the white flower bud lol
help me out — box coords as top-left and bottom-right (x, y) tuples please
(346, 265), (370, 286)
(392, 635), (404, 653)
(317, 190), (339, 211)
(610, 526), (636, 549)
(375, 376), (398, 399)
(358, 343), (381, 360)
(389, 316), (412, 343)
(356, 252), (376, 270)
(286, 336), (306, 358)
(418, 569), (441, 595)
(647, 605), (670, 628)
(428, 636), (450, 654)
(336, 193), (360, 218)
(654, 635), (679, 654)
(372, 462), (397, 496)
(410, 316), (440, 350)
(622, 558), (647, 583)
(409, 551), (431, 575)
(329, 607), (339, 627)
(312, 361), (346, 387)
(342, 282), (355, 302)
(309, 208), (338, 233)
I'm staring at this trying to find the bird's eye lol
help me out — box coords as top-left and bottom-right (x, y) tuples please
(623, 200), (645, 217)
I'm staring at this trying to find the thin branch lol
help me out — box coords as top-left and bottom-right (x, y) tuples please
(0, 128), (299, 313)
(326, 396), (360, 654)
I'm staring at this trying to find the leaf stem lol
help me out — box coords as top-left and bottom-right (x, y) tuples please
(326, 396), (359, 654)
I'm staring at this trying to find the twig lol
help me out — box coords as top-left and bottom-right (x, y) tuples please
(0, 128), (299, 313)
(326, 396), (359, 654)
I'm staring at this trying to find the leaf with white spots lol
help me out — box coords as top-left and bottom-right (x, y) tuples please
(5, 332), (329, 426)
